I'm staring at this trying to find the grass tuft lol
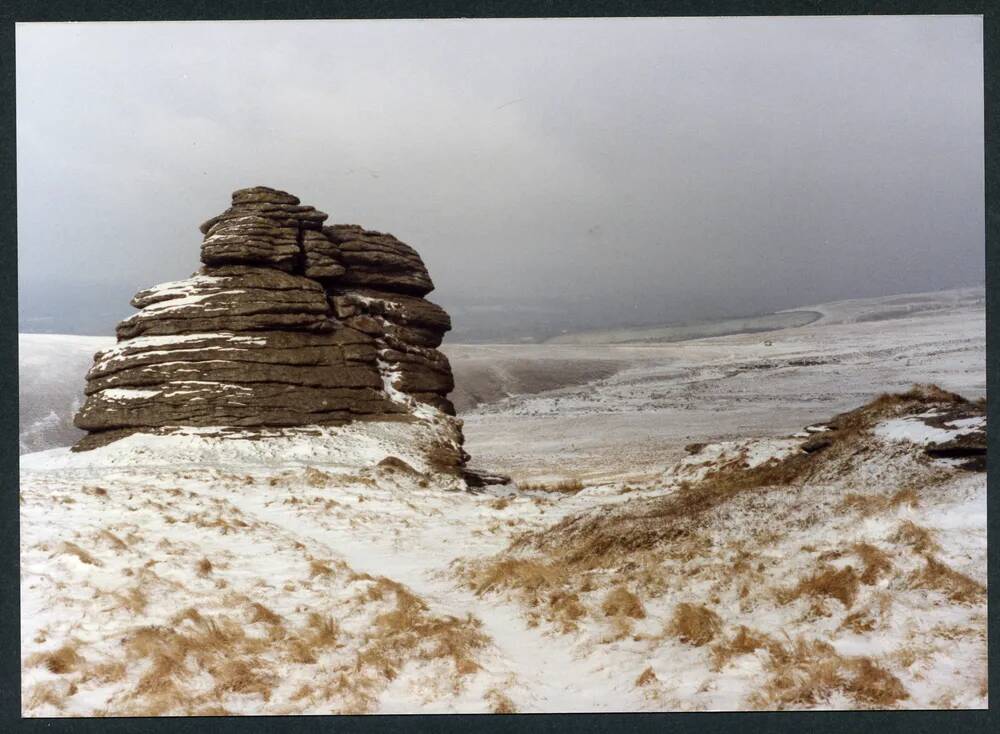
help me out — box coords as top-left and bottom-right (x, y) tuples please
(26, 643), (83, 675)
(57, 541), (102, 566)
(635, 666), (658, 687)
(783, 565), (860, 609)
(601, 586), (646, 619)
(519, 478), (585, 494)
(668, 603), (722, 646)
(909, 557), (984, 604)
(485, 687), (518, 713)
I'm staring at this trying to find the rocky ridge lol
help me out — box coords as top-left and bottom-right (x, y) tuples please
(73, 186), (463, 467)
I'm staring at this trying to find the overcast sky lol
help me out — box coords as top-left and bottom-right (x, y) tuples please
(16, 16), (984, 340)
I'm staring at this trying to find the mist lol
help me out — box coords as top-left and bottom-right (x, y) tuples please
(16, 16), (984, 342)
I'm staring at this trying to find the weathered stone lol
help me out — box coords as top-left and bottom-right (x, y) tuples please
(75, 383), (401, 432)
(463, 468), (512, 488)
(331, 285), (455, 411)
(801, 436), (833, 454)
(382, 345), (455, 394)
(201, 216), (300, 271)
(200, 202), (329, 237)
(88, 330), (378, 384)
(324, 224), (434, 295)
(302, 229), (345, 279)
(74, 186), (464, 465)
(343, 314), (383, 336)
(119, 266), (334, 339)
(198, 186), (330, 270)
(231, 185), (301, 206)
(334, 289), (450, 333)
(85, 342), (382, 396)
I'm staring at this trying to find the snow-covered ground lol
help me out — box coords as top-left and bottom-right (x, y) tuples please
(450, 286), (985, 481)
(18, 334), (113, 454)
(19, 286), (986, 714)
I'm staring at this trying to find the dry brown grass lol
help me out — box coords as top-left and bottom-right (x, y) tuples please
(841, 488), (919, 517)
(248, 602), (283, 627)
(668, 603), (722, 646)
(105, 608), (329, 714)
(635, 667), (658, 687)
(353, 578), (489, 688)
(843, 657), (909, 707)
(83, 660), (128, 685)
(26, 642), (84, 674)
(197, 558), (213, 576)
(749, 637), (908, 709)
(210, 659), (275, 701)
(489, 497), (512, 511)
(303, 467), (334, 487)
(710, 626), (774, 670)
(56, 541), (101, 566)
(171, 607), (204, 626)
(284, 613), (341, 665)
(309, 559), (335, 578)
(98, 530), (128, 551)
(892, 521), (939, 555)
(25, 681), (72, 711)
(310, 671), (377, 714)
(853, 543), (893, 585)
(601, 586), (646, 619)
(840, 609), (877, 633)
(465, 558), (588, 631)
(909, 556), (985, 604)
(547, 590), (587, 632)
(783, 565), (860, 609)
(308, 612), (341, 646)
(376, 456), (422, 476)
(114, 585), (149, 615)
(485, 687), (518, 713)
(469, 558), (566, 596)
(444, 387), (973, 703)
(514, 431), (833, 571)
(829, 385), (967, 434)
(519, 478), (585, 494)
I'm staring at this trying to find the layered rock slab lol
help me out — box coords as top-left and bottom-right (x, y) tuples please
(331, 287), (457, 415)
(74, 186), (462, 456)
(199, 187), (330, 272)
(324, 224), (434, 295)
(118, 266), (335, 339)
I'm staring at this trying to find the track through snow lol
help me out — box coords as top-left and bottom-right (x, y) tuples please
(231, 484), (641, 712)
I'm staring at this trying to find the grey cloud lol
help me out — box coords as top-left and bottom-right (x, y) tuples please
(16, 16), (984, 340)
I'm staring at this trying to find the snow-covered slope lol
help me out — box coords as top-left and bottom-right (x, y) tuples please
(20, 387), (986, 714)
(457, 287), (985, 480)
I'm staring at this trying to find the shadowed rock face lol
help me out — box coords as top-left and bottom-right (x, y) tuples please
(74, 186), (460, 453)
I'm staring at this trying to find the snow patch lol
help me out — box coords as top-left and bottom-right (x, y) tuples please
(874, 417), (982, 445)
(98, 388), (161, 400)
